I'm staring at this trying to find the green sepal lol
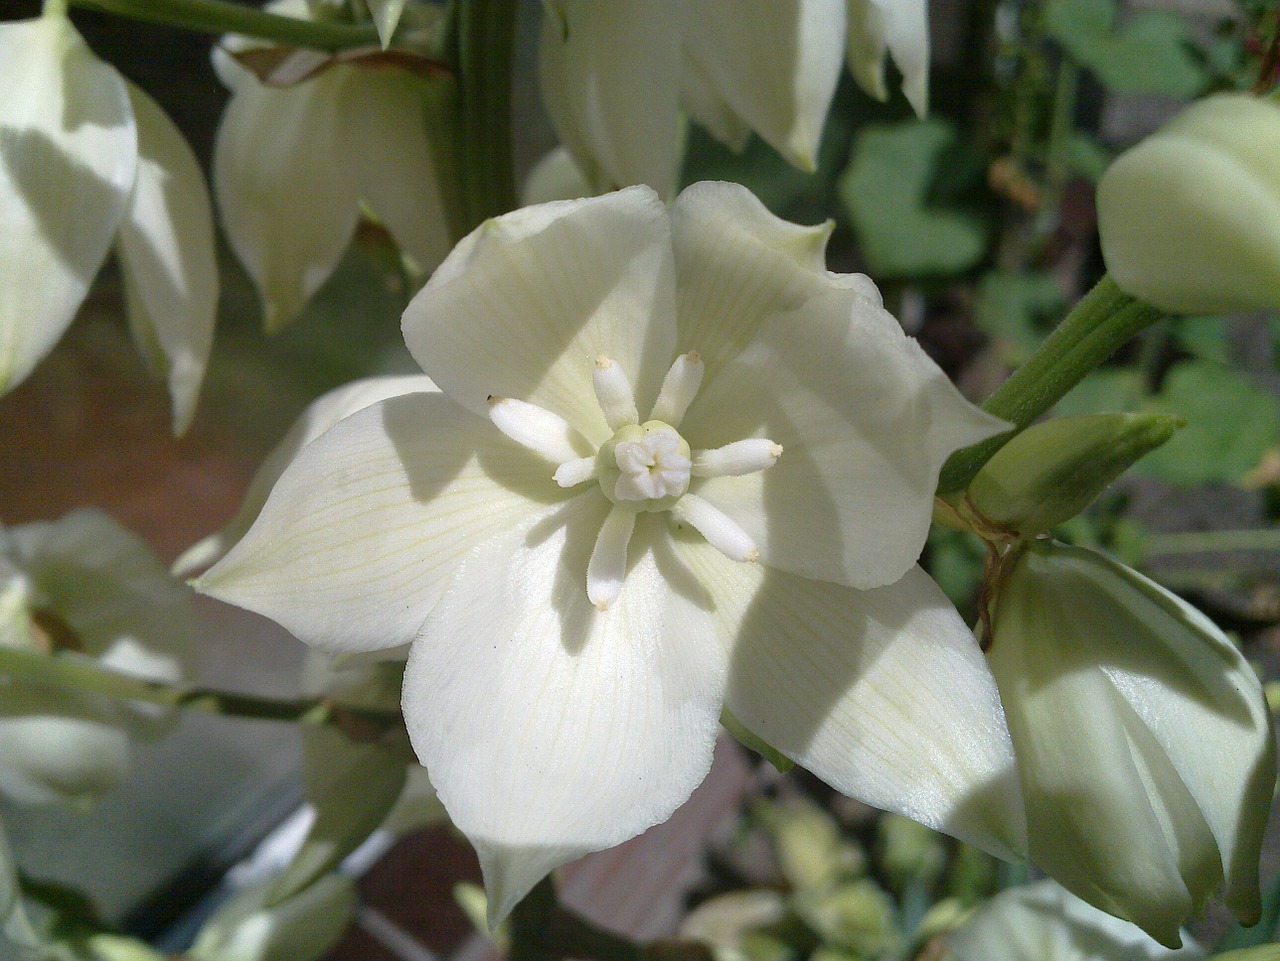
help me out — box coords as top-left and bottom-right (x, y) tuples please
(968, 412), (1182, 537)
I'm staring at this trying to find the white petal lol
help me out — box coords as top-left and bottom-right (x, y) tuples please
(670, 182), (833, 383)
(366, 0), (407, 47)
(673, 535), (1027, 861)
(196, 393), (564, 653)
(116, 82), (218, 437)
(172, 374), (438, 576)
(522, 146), (594, 206)
(538, 0), (686, 196)
(680, 53), (752, 154)
(684, 0), (846, 171)
(846, 0), (929, 117)
(401, 187), (677, 446)
(337, 67), (451, 274)
(403, 507), (725, 925)
(681, 285), (1008, 589)
(212, 68), (358, 332)
(0, 17), (135, 394)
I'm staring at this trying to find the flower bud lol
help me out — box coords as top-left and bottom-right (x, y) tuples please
(678, 890), (788, 961)
(756, 796), (864, 892)
(987, 540), (1276, 947)
(1097, 93), (1280, 315)
(967, 413), (1182, 537)
(187, 874), (356, 961)
(792, 879), (898, 957)
(946, 879), (1205, 961)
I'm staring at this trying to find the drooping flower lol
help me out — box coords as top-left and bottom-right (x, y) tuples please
(0, 510), (194, 806)
(946, 880), (1205, 961)
(540, 0), (928, 198)
(1097, 93), (1280, 316)
(198, 182), (1023, 923)
(212, 0), (450, 331)
(986, 540), (1276, 947)
(0, 13), (218, 434)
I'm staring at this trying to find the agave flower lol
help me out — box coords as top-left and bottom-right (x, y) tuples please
(0, 13), (218, 434)
(212, 0), (450, 331)
(540, 0), (929, 198)
(198, 182), (1023, 922)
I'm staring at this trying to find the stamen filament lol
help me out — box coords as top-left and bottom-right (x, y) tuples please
(587, 508), (637, 611)
(649, 352), (704, 427)
(672, 494), (759, 563)
(554, 456), (598, 488)
(488, 396), (588, 463)
(593, 356), (639, 430)
(692, 439), (783, 478)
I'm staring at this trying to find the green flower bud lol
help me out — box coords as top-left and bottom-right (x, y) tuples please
(968, 413), (1182, 537)
(1098, 94), (1280, 315)
(878, 814), (945, 891)
(793, 879), (898, 957)
(187, 874), (356, 961)
(755, 797), (864, 892)
(987, 541), (1276, 948)
(678, 890), (789, 961)
(946, 880), (1205, 961)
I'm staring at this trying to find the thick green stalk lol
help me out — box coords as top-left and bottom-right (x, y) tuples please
(70, 0), (379, 49)
(0, 646), (400, 728)
(454, 0), (519, 230)
(937, 275), (1165, 493)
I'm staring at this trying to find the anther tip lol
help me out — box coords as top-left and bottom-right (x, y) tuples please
(744, 548), (760, 563)
(487, 394), (504, 405)
(770, 444), (784, 458)
(595, 355), (612, 370)
(594, 598), (610, 612)
(686, 350), (702, 364)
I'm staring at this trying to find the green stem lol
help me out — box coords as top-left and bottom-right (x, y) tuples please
(454, 0), (519, 230)
(69, 0), (379, 50)
(43, 0), (69, 18)
(1143, 529), (1280, 557)
(0, 646), (400, 728)
(937, 275), (1165, 493)
(509, 876), (559, 961)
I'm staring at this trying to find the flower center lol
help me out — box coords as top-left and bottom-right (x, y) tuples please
(597, 421), (691, 510)
(486, 352), (782, 610)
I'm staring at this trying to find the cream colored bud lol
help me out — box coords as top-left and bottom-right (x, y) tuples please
(1098, 94), (1280, 315)
(987, 541), (1276, 948)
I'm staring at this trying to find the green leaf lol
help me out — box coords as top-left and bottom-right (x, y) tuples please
(1044, 0), (1208, 97)
(838, 119), (989, 278)
(1172, 316), (1232, 364)
(1139, 361), (1280, 485)
(974, 270), (1066, 364)
(1052, 368), (1143, 418)
(1061, 133), (1112, 183)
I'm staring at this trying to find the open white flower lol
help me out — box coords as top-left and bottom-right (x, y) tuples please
(212, 0), (450, 331)
(540, 0), (928, 198)
(0, 510), (194, 806)
(0, 14), (217, 434)
(198, 182), (1023, 924)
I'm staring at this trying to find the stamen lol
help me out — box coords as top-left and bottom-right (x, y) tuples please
(488, 396), (587, 463)
(592, 356), (639, 430)
(692, 439), (783, 478)
(554, 456), (598, 488)
(587, 508), (636, 611)
(672, 494), (759, 563)
(649, 352), (704, 427)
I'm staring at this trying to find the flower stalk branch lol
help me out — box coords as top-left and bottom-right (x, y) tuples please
(68, 0), (380, 50)
(0, 646), (401, 730)
(453, 0), (519, 228)
(937, 275), (1164, 493)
